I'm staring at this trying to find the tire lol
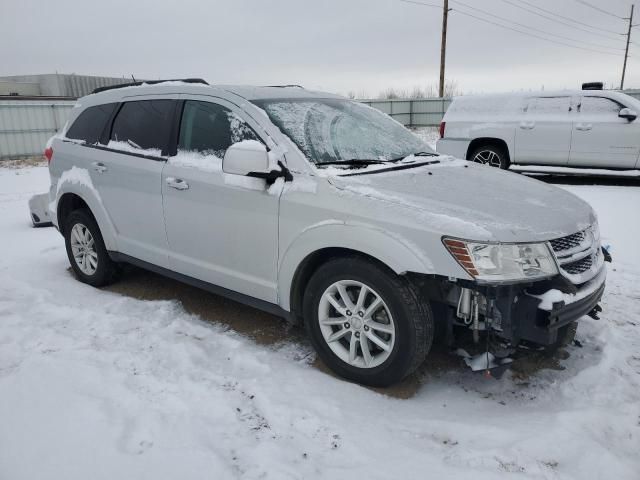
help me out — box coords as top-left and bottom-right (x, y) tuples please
(303, 256), (433, 387)
(64, 209), (119, 287)
(469, 144), (510, 169)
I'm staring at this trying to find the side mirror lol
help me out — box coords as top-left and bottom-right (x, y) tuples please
(619, 107), (637, 121)
(223, 140), (269, 176)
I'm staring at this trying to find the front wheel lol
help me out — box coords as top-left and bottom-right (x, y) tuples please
(469, 145), (510, 169)
(303, 257), (433, 387)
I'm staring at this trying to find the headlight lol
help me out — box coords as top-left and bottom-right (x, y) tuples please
(443, 238), (558, 282)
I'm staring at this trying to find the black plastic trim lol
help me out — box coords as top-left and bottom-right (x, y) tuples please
(108, 251), (292, 321)
(65, 141), (167, 162)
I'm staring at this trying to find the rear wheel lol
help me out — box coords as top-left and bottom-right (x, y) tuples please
(64, 209), (119, 287)
(469, 145), (510, 169)
(303, 257), (433, 387)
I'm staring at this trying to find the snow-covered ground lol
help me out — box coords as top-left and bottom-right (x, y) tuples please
(1, 165), (639, 479)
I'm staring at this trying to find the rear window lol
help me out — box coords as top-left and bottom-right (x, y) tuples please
(65, 103), (117, 144)
(110, 100), (175, 155)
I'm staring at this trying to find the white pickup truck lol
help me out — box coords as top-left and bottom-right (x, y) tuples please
(436, 87), (640, 170)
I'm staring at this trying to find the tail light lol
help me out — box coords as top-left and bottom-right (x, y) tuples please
(44, 147), (53, 164)
(439, 121), (446, 139)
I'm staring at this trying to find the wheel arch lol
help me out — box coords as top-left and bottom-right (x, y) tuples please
(466, 137), (511, 162)
(54, 174), (117, 251)
(278, 222), (435, 319)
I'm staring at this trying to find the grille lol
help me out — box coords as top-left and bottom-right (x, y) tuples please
(562, 255), (593, 275)
(550, 231), (586, 253)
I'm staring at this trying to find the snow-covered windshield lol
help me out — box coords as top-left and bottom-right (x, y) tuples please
(253, 98), (432, 165)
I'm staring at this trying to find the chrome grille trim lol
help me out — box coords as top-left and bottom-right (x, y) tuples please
(549, 226), (603, 284)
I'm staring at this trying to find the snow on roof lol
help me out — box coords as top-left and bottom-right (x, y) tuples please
(83, 81), (343, 104)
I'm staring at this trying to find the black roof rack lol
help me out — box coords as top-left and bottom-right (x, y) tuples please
(92, 78), (209, 94)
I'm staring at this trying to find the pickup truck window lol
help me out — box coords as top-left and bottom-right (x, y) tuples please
(579, 97), (621, 115)
(526, 97), (571, 115)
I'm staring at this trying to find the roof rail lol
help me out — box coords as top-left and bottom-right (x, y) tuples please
(91, 78), (209, 94)
(264, 84), (305, 89)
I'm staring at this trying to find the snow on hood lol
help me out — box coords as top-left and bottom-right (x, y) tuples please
(328, 161), (596, 242)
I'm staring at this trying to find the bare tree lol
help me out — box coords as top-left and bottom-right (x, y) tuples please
(376, 80), (460, 99)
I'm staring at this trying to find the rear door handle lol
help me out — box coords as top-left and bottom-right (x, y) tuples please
(92, 162), (107, 173)
(575, 123), (592, 131)
(519, 121), (535, 129)
(166, 177), (189, 190)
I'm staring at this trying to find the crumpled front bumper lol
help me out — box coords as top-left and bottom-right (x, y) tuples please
(489, 263), (607, 346)
(522, 266), (606, 344)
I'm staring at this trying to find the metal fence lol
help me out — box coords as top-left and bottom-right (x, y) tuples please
(2, 90), (640, 160)
(360, 97), (452, 127)
(0, 99), (76, 160)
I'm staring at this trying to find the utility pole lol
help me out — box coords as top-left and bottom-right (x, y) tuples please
(439, 0), (449, 98)
(621, 4), (634, 90)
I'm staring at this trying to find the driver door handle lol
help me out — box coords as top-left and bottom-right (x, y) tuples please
(166, 177), (189, 190)
(575, 123), (593, 131)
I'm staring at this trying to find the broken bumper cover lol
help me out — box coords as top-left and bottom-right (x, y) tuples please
(28, 192), (53, 227)
(491, 265), (606, 346)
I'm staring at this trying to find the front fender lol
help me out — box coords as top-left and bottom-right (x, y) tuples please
(52, 166), (118, 251)
(277, 220), (435, 311)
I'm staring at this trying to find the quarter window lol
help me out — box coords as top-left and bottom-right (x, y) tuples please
(110, 100), (176, 155)
(66, 103), (117, 144)
(178, 101), (261, 159)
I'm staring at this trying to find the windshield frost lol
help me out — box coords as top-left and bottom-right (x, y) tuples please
(254, 98), (432, 165)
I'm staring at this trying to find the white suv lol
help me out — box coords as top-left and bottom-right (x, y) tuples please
(437, 88), (640, 170)
(46, 79), (608, 386)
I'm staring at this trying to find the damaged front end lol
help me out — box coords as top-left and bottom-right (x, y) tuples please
(418, 227), (611, 374)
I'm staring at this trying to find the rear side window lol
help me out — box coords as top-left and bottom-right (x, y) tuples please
(110, 100), (175, 155)
(66, 103), (117, 144)
(526, 97), (570, 115)
(178, 100), (260, 159)
(579, 97), (621, 115)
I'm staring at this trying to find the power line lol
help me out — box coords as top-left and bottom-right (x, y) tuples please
(399, 0), (441, 9)
(572, 0), (626, 20)
(515, 0), (624, 34)
(452, 0), (626, 51)
(499, 0), (625, 40)
(452, 8), (626, 57)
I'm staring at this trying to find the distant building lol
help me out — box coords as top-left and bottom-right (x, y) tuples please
(0, 73), (136, 98)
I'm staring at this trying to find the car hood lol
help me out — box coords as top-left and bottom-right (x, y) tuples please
(326, 158), (596, 242)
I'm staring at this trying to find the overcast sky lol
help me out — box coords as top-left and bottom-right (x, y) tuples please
(1, 0), (637, 96)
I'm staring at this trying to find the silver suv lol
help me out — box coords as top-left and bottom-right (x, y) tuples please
(47, 79), (608, 386)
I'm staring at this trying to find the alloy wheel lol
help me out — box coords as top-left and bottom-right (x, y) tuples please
(318, 280), (396, 369)
(70, 223), (98, 275)
(472, 149), (501, 167)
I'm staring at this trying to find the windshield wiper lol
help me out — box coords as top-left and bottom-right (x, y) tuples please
(317, 159), (388, 169)
(389, 151), (439, 162)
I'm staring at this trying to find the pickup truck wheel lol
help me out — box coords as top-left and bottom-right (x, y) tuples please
(303, 257), (433, 387)
(64, 209), (118, 287)
(470, 145), (510, 169)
